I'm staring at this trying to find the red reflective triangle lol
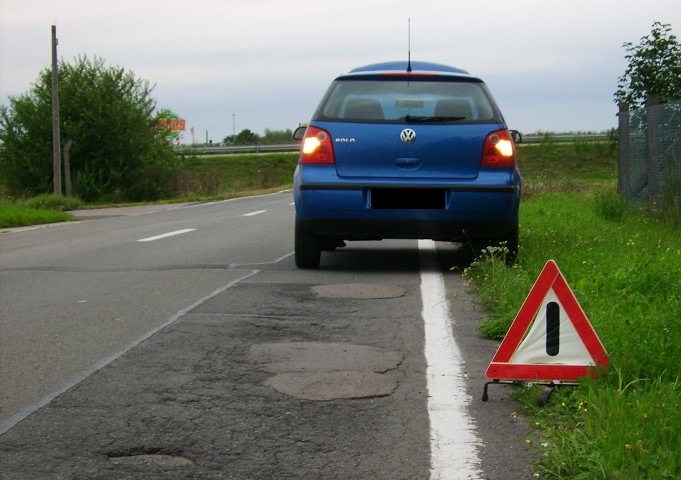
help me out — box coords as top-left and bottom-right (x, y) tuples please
(485, 260), (609, 381)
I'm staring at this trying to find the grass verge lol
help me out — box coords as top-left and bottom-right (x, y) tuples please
(173, 152), (298, 199)
(0, 202), (75, 228)
(463, 188), (681, 477)
(0, 194), (83, 228)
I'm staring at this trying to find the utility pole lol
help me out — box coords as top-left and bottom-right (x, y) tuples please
(51, 25), (62, 195)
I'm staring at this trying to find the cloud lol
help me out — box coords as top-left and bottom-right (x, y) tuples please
(2, 0), (680, 139)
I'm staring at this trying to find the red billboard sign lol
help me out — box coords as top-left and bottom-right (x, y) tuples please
(158, 117), (186, 132)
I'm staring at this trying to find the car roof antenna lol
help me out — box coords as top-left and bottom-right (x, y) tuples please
(407, 18), (412, 73)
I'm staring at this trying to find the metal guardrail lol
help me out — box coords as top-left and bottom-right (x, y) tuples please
(519, 132), (610, 144)
(175, 133), (611, 155)
(175, 144), (301, 155)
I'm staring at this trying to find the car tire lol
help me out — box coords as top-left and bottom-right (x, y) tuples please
(321, 237), (346, 251)
(295, 219), (321, 268)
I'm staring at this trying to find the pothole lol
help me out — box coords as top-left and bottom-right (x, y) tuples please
(265, 371), (397, 400)
(250, 342), (404, 401)
(108, 450), (194, 468)
(249, 342), (404, 373)
(312, 283), (407, 299)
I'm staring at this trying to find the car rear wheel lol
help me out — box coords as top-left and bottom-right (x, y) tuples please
(295, 219), (321, 268)
(320, 237), (346, 251)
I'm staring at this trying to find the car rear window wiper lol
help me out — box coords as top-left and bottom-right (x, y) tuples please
(404, 115), (467, 123)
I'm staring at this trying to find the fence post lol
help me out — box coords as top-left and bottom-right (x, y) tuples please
(646, 95), (661, 204)
(617, 102), (630, 197)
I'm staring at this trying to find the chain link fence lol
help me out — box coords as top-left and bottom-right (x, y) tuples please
(618, 97), (681, 218)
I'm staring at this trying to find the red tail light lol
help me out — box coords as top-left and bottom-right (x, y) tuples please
(299, 126), (335, 164)
(481, 129), (516, 168)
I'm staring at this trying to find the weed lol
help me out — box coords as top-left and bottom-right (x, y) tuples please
(20, 194), (83, 211)
(0, 203), (74, 228)
(594, 189), (627, 222)
(530, 376), (681, 478)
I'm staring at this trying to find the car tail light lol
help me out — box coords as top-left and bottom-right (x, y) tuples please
(481, 129), (516, 168)
(300, 126), (335, 164)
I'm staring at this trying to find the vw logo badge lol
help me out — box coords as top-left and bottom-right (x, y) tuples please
(400, 128), (416, 144)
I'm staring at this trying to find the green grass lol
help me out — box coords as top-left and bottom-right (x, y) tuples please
(0, 202), (75, 228)
(464, 141), (681, 478)
(19, 193), (84, 211)
(511, 373), (681, 479)
(173, 152), (298, 200)
(516, 138), (618, 198)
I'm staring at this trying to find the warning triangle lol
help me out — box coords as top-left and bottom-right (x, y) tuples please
(485, 260), (609, 381)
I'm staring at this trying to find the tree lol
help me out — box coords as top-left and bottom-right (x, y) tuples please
(261, 128), (294, 145)
(222, 129), (294, 146)
(233, 128), (260, 145)
(0, 55), (177, 201)
(615, 21), (681, 108)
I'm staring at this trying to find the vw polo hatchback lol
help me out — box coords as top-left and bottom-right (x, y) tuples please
(293, 61), (521, 268)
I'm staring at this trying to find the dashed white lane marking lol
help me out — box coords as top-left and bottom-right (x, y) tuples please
(419, 239), (482, 480)
(243, 210), (267, 217)
(137, 228), (196, 242)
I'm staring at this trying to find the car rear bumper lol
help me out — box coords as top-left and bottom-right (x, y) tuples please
(294, 185), (520, 242)
(297, 217), (517, 242)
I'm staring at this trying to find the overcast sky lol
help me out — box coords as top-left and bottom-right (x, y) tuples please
(1, 0), (680, 143)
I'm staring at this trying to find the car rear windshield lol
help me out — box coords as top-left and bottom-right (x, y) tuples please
(314, 77), (500, 124)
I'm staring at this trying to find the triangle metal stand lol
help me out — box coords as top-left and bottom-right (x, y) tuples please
(482, 379), (579, 406)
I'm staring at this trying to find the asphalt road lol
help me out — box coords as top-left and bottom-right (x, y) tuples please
(0, 192), (535, 479)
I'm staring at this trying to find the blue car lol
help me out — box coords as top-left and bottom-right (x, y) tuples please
(293, 61), (521, 268)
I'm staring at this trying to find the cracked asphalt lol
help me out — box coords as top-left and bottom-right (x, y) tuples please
(2, 273), (433, 479)
(1, 266), (535, 480)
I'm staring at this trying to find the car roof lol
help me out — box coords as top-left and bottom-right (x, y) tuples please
(346, 61), (473, 78)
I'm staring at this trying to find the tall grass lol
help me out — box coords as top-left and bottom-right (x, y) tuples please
(0, 202), (75, 228)
(173, 152), (298, 199)
(0, 194), (82, 228)
(464, 141), (681, 478)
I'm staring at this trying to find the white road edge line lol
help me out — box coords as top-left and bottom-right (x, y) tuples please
(419, 239), (483, 480)
(137, 228), (196, 242)
(242, 210), (267, 217)
(0, 269), (260, 435)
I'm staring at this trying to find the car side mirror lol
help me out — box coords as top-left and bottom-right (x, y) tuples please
(510, 130), (522, 144)
(293, 126), (307, 140)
